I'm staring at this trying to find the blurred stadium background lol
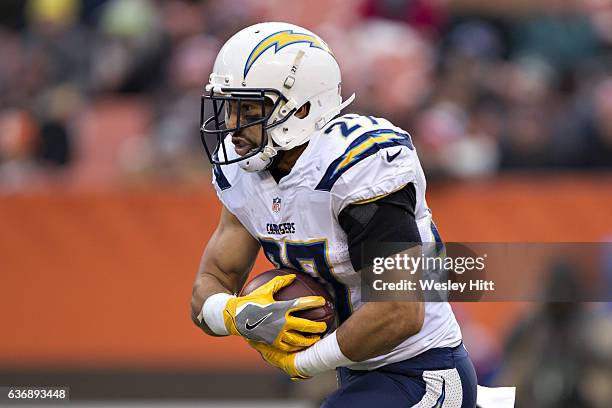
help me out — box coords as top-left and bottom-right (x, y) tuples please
(1, 0), (611, 407)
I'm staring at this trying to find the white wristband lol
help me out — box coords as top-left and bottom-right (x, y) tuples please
(294, 331), (353, 376)
(202, 293), (235, 336)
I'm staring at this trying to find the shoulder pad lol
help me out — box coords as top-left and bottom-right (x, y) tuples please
(313, 114), (418, 214)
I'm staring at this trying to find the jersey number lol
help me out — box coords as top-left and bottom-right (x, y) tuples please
(258, 238), (352, 323)
(323, 115), (379, 138)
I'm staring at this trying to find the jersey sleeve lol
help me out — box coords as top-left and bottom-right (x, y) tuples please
(315, 121), (419, 217)
(338, 184), (421, 272)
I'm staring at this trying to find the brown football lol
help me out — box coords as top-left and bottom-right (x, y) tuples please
(240, 268), (336, 333)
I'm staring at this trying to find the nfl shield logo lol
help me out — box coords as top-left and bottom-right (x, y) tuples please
(272, 197), (281, 213)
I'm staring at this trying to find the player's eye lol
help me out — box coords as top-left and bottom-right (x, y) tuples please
(242, 103), (258, 113)
(245, 115), (261, 122)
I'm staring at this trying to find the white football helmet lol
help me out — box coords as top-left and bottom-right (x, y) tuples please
(200, 22), (355, 172)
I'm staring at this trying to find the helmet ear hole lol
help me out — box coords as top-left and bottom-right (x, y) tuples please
(294, 102), (311, 119)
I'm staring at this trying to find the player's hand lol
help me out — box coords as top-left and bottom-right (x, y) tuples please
(224, 274), (327, 352)
(247, 339), (309, 379)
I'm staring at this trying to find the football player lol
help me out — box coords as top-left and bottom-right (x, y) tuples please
(191, 22), (478, 407)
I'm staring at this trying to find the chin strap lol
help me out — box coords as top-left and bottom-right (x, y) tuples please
(238, 135), (278, 172)
(238, 144), (277, 172)
(315, 93), (356, 130)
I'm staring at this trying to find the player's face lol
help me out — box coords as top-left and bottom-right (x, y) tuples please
(226, 99), (273, 156)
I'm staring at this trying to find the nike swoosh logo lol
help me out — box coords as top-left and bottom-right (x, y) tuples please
(386, 150), (401, 162)
(245, 312), (273, 330)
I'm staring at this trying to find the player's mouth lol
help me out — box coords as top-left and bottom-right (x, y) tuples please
(232, 137), (255, 156)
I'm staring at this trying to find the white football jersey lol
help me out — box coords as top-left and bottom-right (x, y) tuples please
(212, 114), (462, 370)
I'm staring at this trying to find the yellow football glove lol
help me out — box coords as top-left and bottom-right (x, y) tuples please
(224, 274), (327, 352)
(248, 339), (309, 379)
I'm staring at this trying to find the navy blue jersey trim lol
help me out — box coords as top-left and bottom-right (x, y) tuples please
(430, 221), (445, 255)
(213, 164), (231, 190)
(432, 378), (446, 407)
(315, 129), (414, 192)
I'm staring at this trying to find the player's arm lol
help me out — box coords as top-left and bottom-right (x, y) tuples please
(249, 184), (425, 378)
(292, 183), (423, 371)
(334, 183), (424, 361)
(334, 275), (423, 360)
(191, 206), (327, 350)
(191, 206), (260, 336)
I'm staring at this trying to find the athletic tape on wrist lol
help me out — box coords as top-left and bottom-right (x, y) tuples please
(202, 293), (234, 336)
(294, 331), (353, 376)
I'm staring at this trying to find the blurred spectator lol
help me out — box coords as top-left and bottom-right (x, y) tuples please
(92, 0), (168, 94)
(0, 0), (610, 190)
(584, 0), (612, 45)
(345, 19), (434, 127)
(0, 1), (27, 30)
(500, 263), (592, 407)
(499, 257), (612, 408)
(24, 0), (90, 88)
(150, 33), (221, 181)
(0, 108), (40, 188)
(361, 0), (447, 38)
(35, 86), (79, 168)
(583, 77), (612, 167)
(512, 0), (601, 76)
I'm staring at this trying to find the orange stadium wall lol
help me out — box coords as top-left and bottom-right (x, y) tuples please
(1, 175), (611, 371)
